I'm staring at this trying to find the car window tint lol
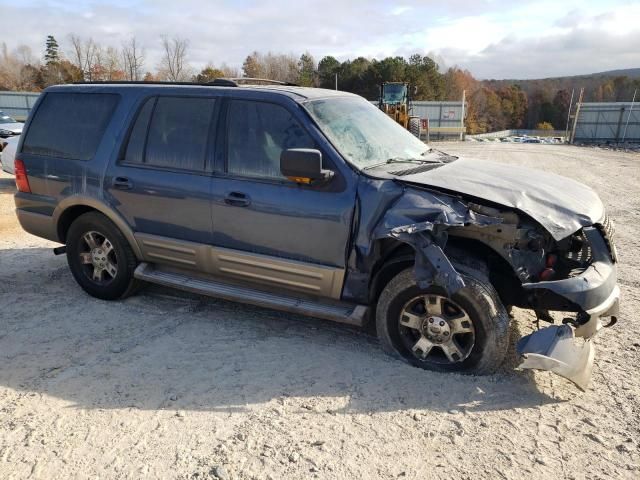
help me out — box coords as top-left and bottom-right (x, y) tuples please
(145, 97), (215, 171)
(227, 100), (314, 179)
(22, 93), (119, 160)
(124, 97), (155, 164)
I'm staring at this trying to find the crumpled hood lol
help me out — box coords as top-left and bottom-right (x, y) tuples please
(398, 157), (604, 240)
(0, 122), (23, 135)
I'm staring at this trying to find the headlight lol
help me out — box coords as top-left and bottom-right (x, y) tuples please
(0, 129), (13, 136)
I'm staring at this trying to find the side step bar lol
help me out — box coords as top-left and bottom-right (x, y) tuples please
(134, 263), (368, 327)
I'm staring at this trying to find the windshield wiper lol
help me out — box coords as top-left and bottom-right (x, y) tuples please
(362, 157), (442, 171)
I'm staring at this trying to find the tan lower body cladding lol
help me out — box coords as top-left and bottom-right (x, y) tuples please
(135, 233), (345, 299)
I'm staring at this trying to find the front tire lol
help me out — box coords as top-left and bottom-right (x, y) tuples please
(376, 262), (509, 374)
(66, 212), (139, 300)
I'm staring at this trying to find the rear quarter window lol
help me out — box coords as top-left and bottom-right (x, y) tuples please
(22, 92), (119, 160)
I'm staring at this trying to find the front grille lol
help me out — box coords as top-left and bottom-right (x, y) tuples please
(596, 214), (617, 262)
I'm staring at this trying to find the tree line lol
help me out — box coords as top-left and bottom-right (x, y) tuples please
(1, 35), (638, 134)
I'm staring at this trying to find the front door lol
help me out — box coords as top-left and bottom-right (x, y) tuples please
(209, 98), (356, 298)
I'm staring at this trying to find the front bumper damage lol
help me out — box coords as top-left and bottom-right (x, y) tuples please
(516, 227), (620, 389)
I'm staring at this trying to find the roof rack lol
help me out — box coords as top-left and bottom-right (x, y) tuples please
(73, 78), (299, 88)
(215, 77), (298, 87)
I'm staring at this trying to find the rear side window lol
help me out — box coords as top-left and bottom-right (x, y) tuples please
(227, 100), (314, 179)
(124, 96), (216, 171)
(23, 92), (118, 160)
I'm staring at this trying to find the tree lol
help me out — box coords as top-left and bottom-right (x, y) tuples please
(122, 37), (144, 81)
(405, 54), (445, 100)
(194, 66), (225, 83)
(551, 89), (571, 130)
(158, 36), (190, 82)
(241, 51), (298, 82)
(242, 51), (263, 78)
(297, 52), (315, 87)
(536, 121), (554, 130)
(317, 56), (340, 89)
(44, 35), (59, 65)
(69, 35), (99, 81)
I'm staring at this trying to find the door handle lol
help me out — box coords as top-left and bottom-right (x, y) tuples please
(224, 191), (251, 207)
(113, 176), (133, 190)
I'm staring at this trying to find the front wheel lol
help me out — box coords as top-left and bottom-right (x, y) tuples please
(376, 263), (509, 374)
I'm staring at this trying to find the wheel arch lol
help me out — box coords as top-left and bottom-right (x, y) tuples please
(53, 196), (143, 260)
(368, 235), (523, 308)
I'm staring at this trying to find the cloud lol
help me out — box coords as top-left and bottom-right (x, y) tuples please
(0, 0), (638, 79)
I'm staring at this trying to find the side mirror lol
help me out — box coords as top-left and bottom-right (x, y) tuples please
(280, 148), (333, 185)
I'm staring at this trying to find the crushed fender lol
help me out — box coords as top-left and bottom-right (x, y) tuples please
(517, 325), (595, 390)
(372, 189), (501, 295)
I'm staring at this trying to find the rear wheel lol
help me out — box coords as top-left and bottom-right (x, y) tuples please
(376, 263), (509, 374)
(66, 212), (139, 300)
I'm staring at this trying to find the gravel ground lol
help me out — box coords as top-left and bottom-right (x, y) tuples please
(0, 143), (638, 479)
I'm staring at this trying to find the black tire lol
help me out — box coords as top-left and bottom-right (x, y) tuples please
(409, 117), (421, 138)
(376, 261), (509, 374)
(66, 211), (139, 300)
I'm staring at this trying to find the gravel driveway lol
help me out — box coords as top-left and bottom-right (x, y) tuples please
(0, 143), (638, 479)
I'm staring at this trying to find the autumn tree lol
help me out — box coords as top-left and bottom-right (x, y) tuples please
(158, 36), (191, 82)
(69, 34), (99, 81)
(193, 66), (225, 83)
(122, 37), (144, 81)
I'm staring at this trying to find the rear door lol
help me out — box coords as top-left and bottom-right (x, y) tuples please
(209, 98), (356, 298)
(105, 95), (218, 261)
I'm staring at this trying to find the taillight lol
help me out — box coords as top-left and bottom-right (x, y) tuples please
(14, 158), (31, 193)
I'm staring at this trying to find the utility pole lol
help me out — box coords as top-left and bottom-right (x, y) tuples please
(335, 73), (338, 91)
(564, 88), (575, 141)
(460, 90), (466, 141)
(621, 89), (637, 144)
(569, 88), (584, 144)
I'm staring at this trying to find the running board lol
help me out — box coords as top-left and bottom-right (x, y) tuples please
(134, 263), (367, 327)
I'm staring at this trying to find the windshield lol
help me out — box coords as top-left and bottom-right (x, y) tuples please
(0, 112), (17, 124)
(305, 96), (427, 170)
(382, 83), (407, 104)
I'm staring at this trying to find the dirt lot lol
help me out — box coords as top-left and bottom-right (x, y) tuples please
(0, 143), (638, 479)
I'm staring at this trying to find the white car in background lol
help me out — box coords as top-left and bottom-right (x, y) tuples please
(0, 111), (23, 137)
(0, 135), (19, 174)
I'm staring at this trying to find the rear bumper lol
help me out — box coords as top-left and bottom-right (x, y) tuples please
(15, 208), (59, 243)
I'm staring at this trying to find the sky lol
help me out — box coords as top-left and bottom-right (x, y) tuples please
(1, 0), (639, 79)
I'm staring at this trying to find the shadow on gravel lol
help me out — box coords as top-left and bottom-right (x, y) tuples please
(0, 177), (16, 194)
(0, 247), (560, 415)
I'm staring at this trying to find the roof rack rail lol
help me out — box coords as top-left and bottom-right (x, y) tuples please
(72, 78), (299, 87)
(215, 77), (298, 87)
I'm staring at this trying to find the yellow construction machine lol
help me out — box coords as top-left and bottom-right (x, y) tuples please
(378, 82), (422, 138)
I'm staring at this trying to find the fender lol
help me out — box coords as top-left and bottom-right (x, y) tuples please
(53, 195), (143, 259)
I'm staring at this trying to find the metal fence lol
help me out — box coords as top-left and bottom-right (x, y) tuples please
(0, 91), (40, 121)
(572, 102), (639, 144)
(371, 100), (466, 141)
(467, 129), (566, 139)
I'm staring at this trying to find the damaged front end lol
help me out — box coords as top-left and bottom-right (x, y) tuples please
(517, 223), (620, 389)
(346, 177), (619, 390)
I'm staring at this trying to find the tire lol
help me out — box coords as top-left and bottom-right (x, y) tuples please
(409, 117), (421, 138)
(66, 211), (139, 300)
(376, 261), (509, 374)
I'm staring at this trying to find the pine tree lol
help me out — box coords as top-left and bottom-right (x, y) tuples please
(44, 35), (59, 65)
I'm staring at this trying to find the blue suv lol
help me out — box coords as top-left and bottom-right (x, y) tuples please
(13, 80), (619, 388)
